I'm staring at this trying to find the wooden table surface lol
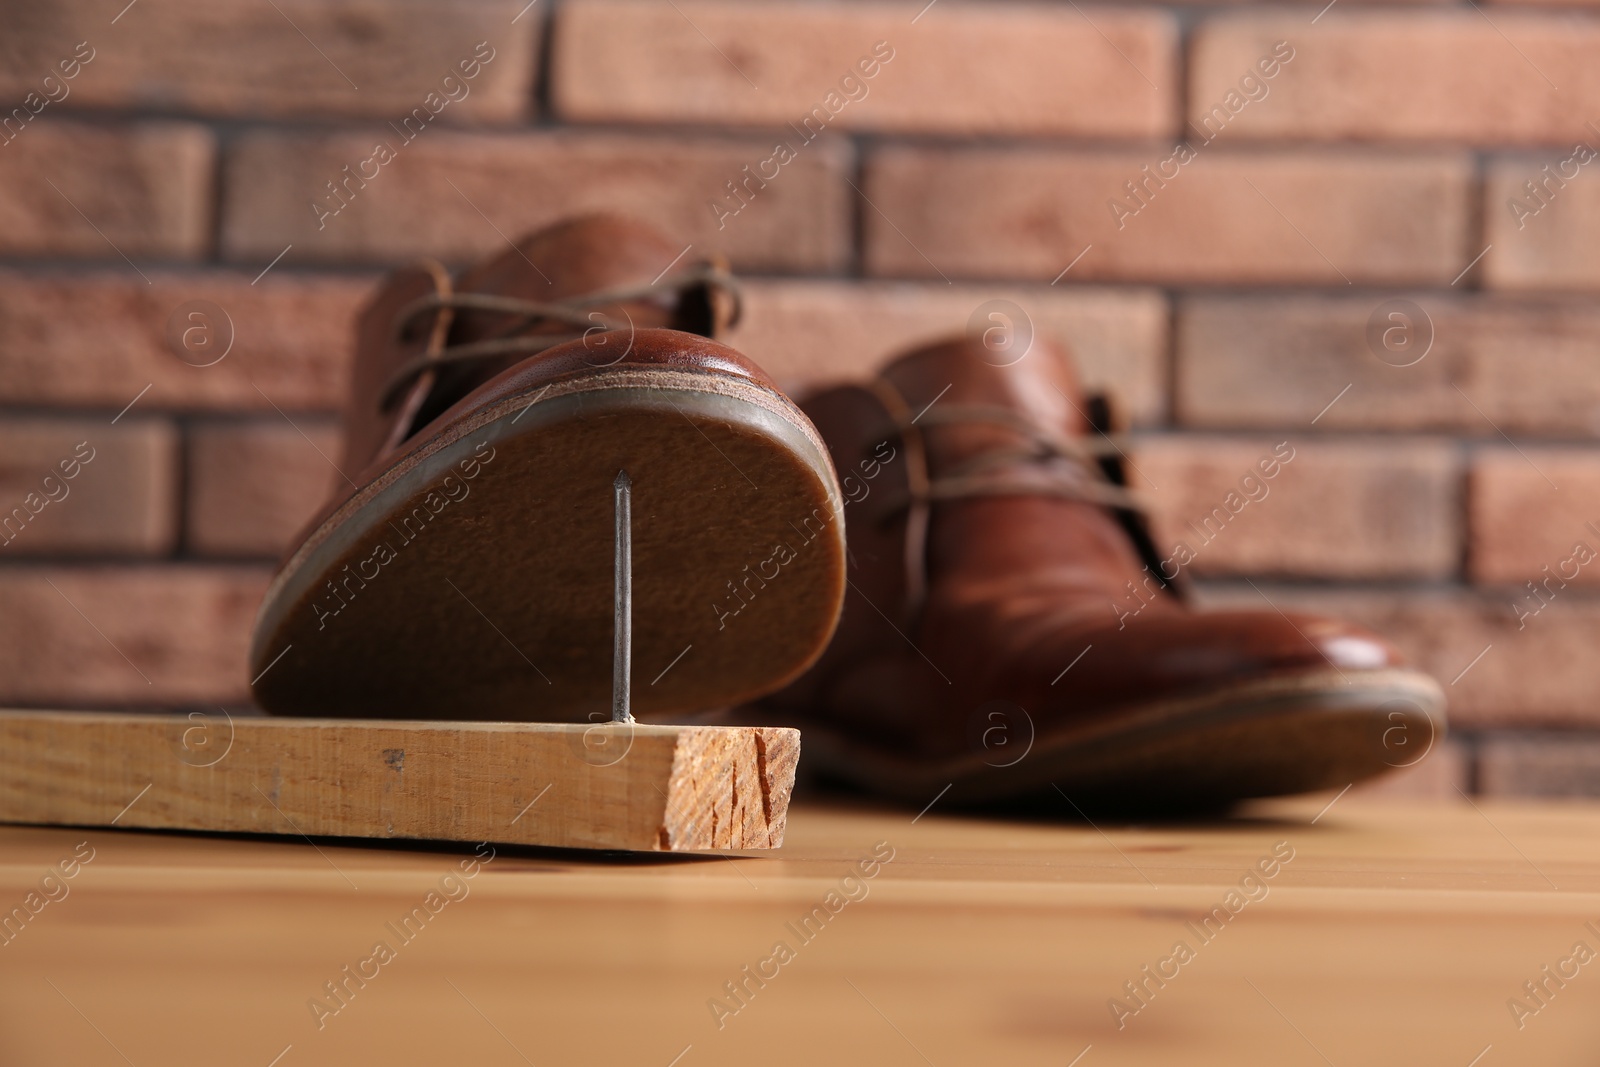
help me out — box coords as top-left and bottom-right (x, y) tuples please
(3, 793), (1598, 1066)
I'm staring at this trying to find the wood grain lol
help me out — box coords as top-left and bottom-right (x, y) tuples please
(0, 710), (798, 852)
(2, 796), (1599, 1065)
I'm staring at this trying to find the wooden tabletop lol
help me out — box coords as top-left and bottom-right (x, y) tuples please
(3, 793), (1598, 1066)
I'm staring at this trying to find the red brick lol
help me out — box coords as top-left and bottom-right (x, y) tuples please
(187, 421), (341, 558)
(0, 567), (267, 707)
(1469, 448), (1600, 588)
(1176, 295), (1600, 435)
(732, 281), (1168, 423)
(553, 0), (1174, 138)
(0, 122), (213, 259)
(1135, 436), (1460, 580)
(0, 270), (369, 413)
(1479, 734), (1600, 797)
(0, 0), (536, 122)
(1196, 584), (1600, 731)
(0, 420), (177, 556)
(862, 146), (1469, 284)
(1484, 153), (1600, 290)
(1168, 0), (1451, 3)
(1190, 12), (1600, 145)
(221, 129), (852, 272)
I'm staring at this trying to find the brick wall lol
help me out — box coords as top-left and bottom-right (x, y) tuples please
(3, 0), (1597, 798)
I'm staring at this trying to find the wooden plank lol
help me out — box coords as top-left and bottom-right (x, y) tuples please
(0, 710), (798, 851)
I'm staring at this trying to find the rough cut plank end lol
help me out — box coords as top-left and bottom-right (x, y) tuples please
(663, 726), (800, 850)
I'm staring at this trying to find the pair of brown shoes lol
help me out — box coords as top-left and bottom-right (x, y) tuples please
(250, 215), (1445, 809)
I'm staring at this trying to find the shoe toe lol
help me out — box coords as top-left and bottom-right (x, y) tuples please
(1019, 607), (1415, 723)
(1154, 608), (1404, 680)
(1291, 613), (1405, 672)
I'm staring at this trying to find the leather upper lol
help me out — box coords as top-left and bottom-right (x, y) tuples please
(295, 214), (770, 563)
(762, 334), (1411, 760)
(342, 214), (741, 479)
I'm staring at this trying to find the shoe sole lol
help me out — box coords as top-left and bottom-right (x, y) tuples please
(251, 367), (846, 721)
(788, 667), (1446, 808)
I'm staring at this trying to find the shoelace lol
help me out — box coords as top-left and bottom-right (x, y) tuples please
(377, 262), (742, 412)
(866, 377), (1147, 623)
(888, 403), (1144, 510)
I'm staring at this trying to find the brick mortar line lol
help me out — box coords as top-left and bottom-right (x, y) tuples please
(1194, 577), (1600, 595)
(2, 566), (1569, 597)
(1451, 436), (1475, 585)
(0, 560), (272, 569)
(0, 409), (340, 422)
(532, 0), (560, 120)
(23, 105), (1599, 151)
(846, 132), (870, 279)
(9, 411), (1600, 446)
(6, 254), (1600, 298)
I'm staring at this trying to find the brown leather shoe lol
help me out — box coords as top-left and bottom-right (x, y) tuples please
(755, 335), (1446, 807)
(250, 216), (845, 721)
